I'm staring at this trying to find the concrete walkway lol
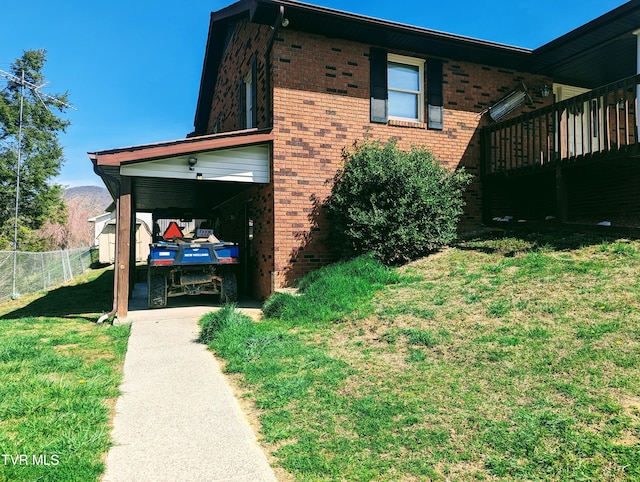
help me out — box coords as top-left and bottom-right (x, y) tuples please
(102, 284), (276, 482)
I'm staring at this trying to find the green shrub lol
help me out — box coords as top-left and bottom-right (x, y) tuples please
(325, 138), (472, 264)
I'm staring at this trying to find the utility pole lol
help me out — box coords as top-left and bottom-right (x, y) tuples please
(0, 68), (74, 298)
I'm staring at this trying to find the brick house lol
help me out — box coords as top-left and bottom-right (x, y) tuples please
(90, 0), (640, 318)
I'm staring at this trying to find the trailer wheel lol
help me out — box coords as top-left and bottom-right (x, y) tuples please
(220, 270), (237, 304)
(148, 270), (167, 309)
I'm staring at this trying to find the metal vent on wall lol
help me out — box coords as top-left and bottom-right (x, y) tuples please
(489, 90), (527, 121)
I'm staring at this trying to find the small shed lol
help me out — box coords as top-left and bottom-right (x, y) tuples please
(89, 211), (153, 264)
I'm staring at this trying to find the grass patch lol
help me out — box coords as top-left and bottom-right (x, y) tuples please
(262, 255), (402, 323)
(0, 268), (116, 321)
(0, 267), (129, 482)
(201, 235), (640, 481)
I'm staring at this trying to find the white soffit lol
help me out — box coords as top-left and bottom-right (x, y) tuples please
(119, 144), (270, 183)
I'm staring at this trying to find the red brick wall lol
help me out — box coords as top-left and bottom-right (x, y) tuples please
(207, 20), (271, 133)
(270, 30), (552, 286)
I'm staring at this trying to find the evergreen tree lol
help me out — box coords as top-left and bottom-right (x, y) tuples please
(0, 49), (69, 250)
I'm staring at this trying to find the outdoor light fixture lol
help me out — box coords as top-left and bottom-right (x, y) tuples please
(618, 98), (626, 109)
(279, 5), (289, 28)
(196, 172), (203, 181)
(188, 157), (197, 171)
(540, 85), (550, 98)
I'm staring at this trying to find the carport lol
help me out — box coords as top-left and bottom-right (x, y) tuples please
(89, 128), (273, 319)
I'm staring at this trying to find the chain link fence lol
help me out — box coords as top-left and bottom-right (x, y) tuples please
(0, 248), (95, 303)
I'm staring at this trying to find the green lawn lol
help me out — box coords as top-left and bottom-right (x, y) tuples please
(0, 268), (129, 482)
(200, 232), (640, 481)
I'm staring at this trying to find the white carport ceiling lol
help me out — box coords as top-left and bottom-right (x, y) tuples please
(120, 145), (270, 184)
(90, 129), (274, 212)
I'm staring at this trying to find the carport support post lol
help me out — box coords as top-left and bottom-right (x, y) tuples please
(116, 177), (132, 318)
(129, 187), (137, 297)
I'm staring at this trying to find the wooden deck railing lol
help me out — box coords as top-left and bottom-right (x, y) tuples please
(482, 74), (640, 175)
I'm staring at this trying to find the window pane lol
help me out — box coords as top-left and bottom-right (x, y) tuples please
(389, 91), (418, 119)
(245, 77), (254, 128)
(388, 62), (419, 91)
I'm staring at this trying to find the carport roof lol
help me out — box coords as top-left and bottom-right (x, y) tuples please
(89, 128), (273, 212)
(89, 128), (273, 167)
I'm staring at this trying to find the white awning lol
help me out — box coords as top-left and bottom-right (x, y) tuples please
(119, 144), (270, 183)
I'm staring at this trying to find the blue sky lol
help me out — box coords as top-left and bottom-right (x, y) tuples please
(0, 0), (629, 187)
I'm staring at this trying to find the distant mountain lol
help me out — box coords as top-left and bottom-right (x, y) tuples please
(64, 186), (113, 213)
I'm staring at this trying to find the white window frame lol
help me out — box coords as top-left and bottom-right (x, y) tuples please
(387, 53), (425, 123)
(245, 71), (254, 129)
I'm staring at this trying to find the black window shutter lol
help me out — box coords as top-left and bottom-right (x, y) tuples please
(427, 60), (444, 130)
(238, 78), (246, 130)
(370, 47), (388, 123)
(251, 57), (258, 128)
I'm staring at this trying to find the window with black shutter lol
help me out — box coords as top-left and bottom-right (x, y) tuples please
(370, 47), (388, 123)
(238, 78), (246, 130)
(370, 48), (444, 127)
(427, 60), (444, 130)
(238, 57), (258, 129)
